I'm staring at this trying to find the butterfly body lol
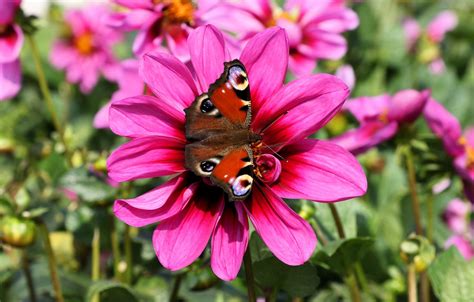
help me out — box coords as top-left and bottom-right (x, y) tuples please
(184, 60), (260, 200)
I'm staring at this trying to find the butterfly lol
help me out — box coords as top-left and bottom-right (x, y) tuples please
(184, 60), (262, 200)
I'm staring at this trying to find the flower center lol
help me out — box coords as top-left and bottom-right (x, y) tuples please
(74, 32), (94, 55)
(254, 153), (282, 185)
(158, 0), (195, 25)
(459, 136), (474, 169)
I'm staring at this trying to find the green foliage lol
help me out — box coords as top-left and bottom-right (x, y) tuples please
(428, 247), (474, 302)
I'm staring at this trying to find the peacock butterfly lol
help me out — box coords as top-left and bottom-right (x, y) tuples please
(184, 60), (262, 200)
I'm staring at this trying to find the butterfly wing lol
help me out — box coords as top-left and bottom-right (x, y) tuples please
(184, 59), (251, 141)
(184, 59), (255, 200)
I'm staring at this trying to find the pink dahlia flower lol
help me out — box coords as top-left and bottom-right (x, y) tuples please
(107, 25), (367, 280)
(331, 89), (430, 155)
(445, 235), (474, 260)
(93, 59), (144, 129)
(217, 0), (359, 76)
(403, 10), (458, 75)
(108, 0), (241, 61)
(50, 5), (123, 93)
(0, 0), (22, 101)
(443, 198), (473, 235)
(424, 99), (474, 203)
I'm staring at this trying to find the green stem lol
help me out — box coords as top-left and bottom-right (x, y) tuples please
(310, 218), (329, 246)
(124, 224), (133, 284)
(110, 218), (121, 281)
(345, 272), (362, 302)
(408, 264), (418, 302)
(39, 223), (64, 302)
(26, 34), (71, 165)
(328, 204), (346, 238)
(328, 204), (363, 302)
(243, 248), (257, 302)
(405, 148), (423, 235)
(354, 262), (369, 293)
(420, 272), (430, 302)
(22, 250), (37, 302)
(169, 274), (184, 302)
(426, 193), (434, 242)
(92, 225), (101, 281)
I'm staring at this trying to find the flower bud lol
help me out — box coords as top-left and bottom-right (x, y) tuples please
(400, 234), (435, 272)
(0, 216), (36, 248)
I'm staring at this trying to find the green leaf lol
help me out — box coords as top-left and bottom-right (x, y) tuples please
(428, 247), (474, 302)
(312, 237), (374, 275)
(59, 168), (116, 203)
(254, 256), (320, 298)
(38, 152), (68, 184)
(86, 281), (139, 302)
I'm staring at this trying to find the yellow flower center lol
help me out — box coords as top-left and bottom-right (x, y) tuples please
(157, 0), (195, 25)
(458, 136), (474, 168)
(74, 32), (94, 55)
(378, 110), (390, 124)
(0, 24), (7, 35)
(266, 6), (299, 27)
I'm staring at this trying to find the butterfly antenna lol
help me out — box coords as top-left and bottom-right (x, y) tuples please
(260, 142), (286, 161)
(259, 111), (289, 135)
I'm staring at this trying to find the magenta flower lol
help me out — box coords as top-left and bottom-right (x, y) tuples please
(335, 64), (355, 90)
(107, 25), (367, 280)
(0, 0), (22, 101)
(94, 59), (144, 129)
(50, 5), (123, 93)
(424, 99), (474, 203)
(215, 0), (359, 76)
(108, 0), (241, 61)
(331, 89), (430, 155)
(445, 235), (474, 260)
(443, 198), (472, 235)
(403, 10), (457, 74)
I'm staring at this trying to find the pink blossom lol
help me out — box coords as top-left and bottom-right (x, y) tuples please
(335, 64), (355, 90)
(94, 59), (144, 129)
(0, 0), (22, 101)
(403, 10), (457, 74)
(216, 0), (359, 77)
(443, 198), (472, 235)
(50, 5), (123, 93)
(108, 0), (241, 61)
(332, 89), (430, 155)
(107, 25), (367, 280)
(445, 235), (474, 260)
(424, 99), (474, 203)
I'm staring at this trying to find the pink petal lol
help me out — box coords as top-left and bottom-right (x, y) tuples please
(109, 95), (185, 139)
(345, 95), (391, 123)
(272, 139), (367, 201)
(187, 24), (230, 93)
(331, 121), (398, 155)
(429, 58), (446, 75)
(107, 136), (186, 182)
(114, 173), (198, 227)
(403, 18), (421, 50)
(388, 89), (430, 124)
(335, 64), (355, 90)
(114, 0), (154, 10)
(255, 74), (349, 147)
(427, 10), (458, 43)
(244, 183), (316, 265)
(423, 98), (463, 157)
(0, 24), (23, 64)
(153, 187), (225, 270)
(288, 51), (316, 77)
(240, 27), (288, 115)
(443, 198), (471, 234)
(298, 30), (347, 60)
(140, 51), (198, 111)
(49, 42), (77, 70)
(0, 59), (21, 101)
(165, 25), (191, 62)
(445, 235), (474, 260)
(0, 0), (19, 25)
(93, 101), (111, 129)
(211, 202), (249, 281)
